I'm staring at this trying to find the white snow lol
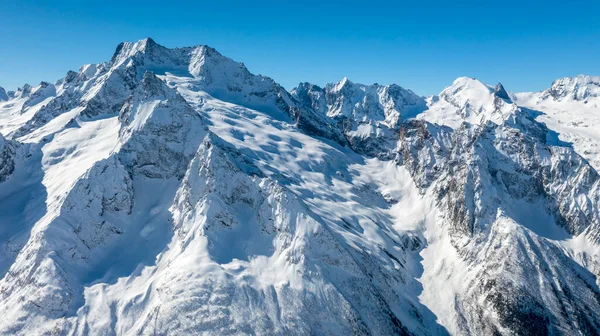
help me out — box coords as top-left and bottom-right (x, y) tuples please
(0, 39), (599, 335)
(418, 77), (517, 128)
(514, 90), (600, 171)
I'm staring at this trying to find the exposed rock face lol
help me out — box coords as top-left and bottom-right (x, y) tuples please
(0, 87), (8, 101)
(0, 134), (15, 182)
(394, 100), (600, 335)
(292, 78), (426, 158)
(436, 112), (600, 240)
(117, 71), (206, 179)
(494, 82), (511, 101)
(292, 72), (600, 334)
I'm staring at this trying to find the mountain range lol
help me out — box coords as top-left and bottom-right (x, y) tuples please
(0, 38), (599, 335)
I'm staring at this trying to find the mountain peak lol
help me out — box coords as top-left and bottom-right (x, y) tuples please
(420, 77), (518, 128)
(547, 74), (600, 101)
(107, 38), (250, 86)
(329, 77), (355, 92)
(141, 37), (158, 47)
(12, 83), (33, 98)
(494, 82), (511, 100)
(0, 86), (7, 101)
(439, 77), (494, 104)
(449, 76), (489, 89)
(293, 78), (426, 130)
(110, 37), (172, 67)
(294, 82), (324, 92)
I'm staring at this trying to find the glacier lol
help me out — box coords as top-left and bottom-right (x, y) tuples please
(0, 38), (599, 335)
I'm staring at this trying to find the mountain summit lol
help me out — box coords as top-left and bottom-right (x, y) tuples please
(0, 39), (599, 335)
(547, 74), (600, 101)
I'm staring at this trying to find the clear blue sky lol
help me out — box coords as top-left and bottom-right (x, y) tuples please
(1, 0), (599, 95)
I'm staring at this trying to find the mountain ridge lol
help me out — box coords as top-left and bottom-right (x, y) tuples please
(0, 38), (599, 335)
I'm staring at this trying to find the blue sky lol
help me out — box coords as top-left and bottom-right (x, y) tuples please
(1, 0), (599, 95)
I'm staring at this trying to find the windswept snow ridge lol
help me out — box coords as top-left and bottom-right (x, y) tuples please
(0, 39), (599, 335)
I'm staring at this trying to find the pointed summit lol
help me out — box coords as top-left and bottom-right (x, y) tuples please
(21, 84), (32, 93)
(0, 86), (8, 101)
(109, 37), (175, 69)
(331, 77), (355, 92)
(142, 37), (158, 47)
(494, 82), (511, 101)
(11, 84), (33, 98)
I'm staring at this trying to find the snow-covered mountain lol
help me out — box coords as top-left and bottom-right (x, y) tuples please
(0, 38), (599, 335)
(416, 77), (517, 128)
(513, 75), (600, 171)
(291, 78), (426, 159)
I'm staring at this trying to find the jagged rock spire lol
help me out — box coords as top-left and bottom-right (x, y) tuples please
(494, 82), (511, 100)
(0, 86), (7, 101)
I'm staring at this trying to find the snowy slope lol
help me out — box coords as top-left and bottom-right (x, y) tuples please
(0, 39), (599, 335)
(514, 75), (600, 171)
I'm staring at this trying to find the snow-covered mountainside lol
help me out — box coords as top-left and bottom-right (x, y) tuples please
(417, 77), (517, 128)
(513, 75), (600, 171)
(0, 38), (599, 335)
(291, 78), (426, 159)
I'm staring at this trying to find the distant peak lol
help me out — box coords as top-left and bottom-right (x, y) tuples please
(550, 74), (600, 87)
(442, 77), (495, 98)
(142, 37), (157, 46)
(572, 74), (599, 82)
(110, 37), (170, 67)
(108, 38), (243, 81)
(451, 76), (485, 87)
(64, 70), (79, 84)
(548, 74), (600, 100)
(431, 77), (518, 126)
(293, 82), (324, 93)
(494, 83), (511, 101)
(0, 86), (7, 101)
(127, 37), (160, 50)
(332, 77), (355, 91)
(19, 84), (32, 96)
(138, 37), (165, 55)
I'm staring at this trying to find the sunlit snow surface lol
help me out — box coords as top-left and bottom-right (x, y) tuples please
(514, 90), (600, 171)
(0, 39), (599, 335)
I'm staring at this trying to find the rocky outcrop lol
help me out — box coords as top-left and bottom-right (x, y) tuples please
(292, 78), (426, 158)
(0, 134), (15, 183)
(546, 75), (600, 101)
(0, 87), (8, 101)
